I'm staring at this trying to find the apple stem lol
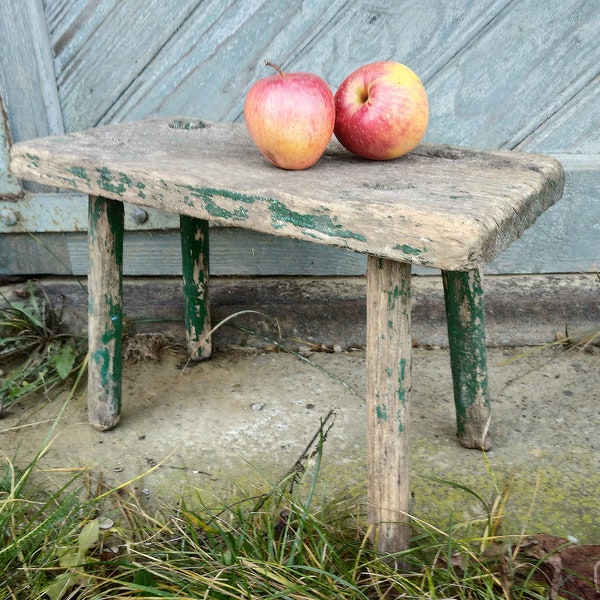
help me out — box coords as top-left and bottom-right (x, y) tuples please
(264, 59), (286, 79)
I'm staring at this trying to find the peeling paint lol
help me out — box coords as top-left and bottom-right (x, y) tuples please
(397, 358), (407, 405)
(393, 243), (422, 256)
(96, 167), (126, 196)
(119, 172), (132, 187)
(69, 166), (90, 183)
(136, 181), (146, 199)
(268, 199), (366, 242)
(177, 184), (252, 221)
(376, 404), (388, 421)
(387, 285), (402, 310)
(25, 153), (40, 167)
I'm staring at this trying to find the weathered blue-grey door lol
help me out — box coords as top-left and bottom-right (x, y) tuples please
(1, 1), (598, 276)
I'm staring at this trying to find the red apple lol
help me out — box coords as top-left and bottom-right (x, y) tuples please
(334, 61), (428, 160)
(244, 61), (335, 170)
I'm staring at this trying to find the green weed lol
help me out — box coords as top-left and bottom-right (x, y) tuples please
(1, 414), (556, 600)
(0, 282), (87, 416)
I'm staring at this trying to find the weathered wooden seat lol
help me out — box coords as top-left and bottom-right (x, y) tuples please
(10, 117), (564, 553)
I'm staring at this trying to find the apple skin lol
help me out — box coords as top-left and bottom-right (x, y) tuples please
(244, 65), (335, 170)
(334, 61), (428, 161)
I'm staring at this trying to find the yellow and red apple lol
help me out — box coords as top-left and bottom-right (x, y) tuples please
(244, 62), (335, 170)
(334, 61), (428, 160)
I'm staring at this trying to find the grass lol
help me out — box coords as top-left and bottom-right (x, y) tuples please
(2, 279), (596, 598)
(1, 409), (556, 600)
(0, 282), (88, 416)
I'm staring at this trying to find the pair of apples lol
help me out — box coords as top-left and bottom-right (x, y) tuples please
(244, 60), (429, 170)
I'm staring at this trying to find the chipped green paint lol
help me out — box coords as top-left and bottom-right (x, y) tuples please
(442, 269), (490, 448)
(95, 167), (128, 196)
(268, 199), (366, 242)
(388, 319), (394, 329)
(93, 295), (122, 390)
(393, 243), (422, 256)
(87, 196), (124, 428)
(385, 366), (392, 377)
(397, 358), (407, 404)
(177, 184), (251, 222)
(175, 184), (366, 242)
(119, 172), (132, 187)
(69, 166), (90, 183)
(180, 215), (211, 359)
(387, 285), (402, 310)
(376, 404), (388, 421)
(136, 181), (146, 199)
(396, 408), (404, 433)
(25, 153), (40, 167)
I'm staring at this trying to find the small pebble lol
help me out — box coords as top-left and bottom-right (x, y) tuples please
(332, 343), (342, 353)
(99, 517), (114, 530)
(251, 402), (265, 411)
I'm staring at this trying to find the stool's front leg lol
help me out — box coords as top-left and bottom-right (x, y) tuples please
(88, 195), (124, 430)
(442, 269), (492, 450)
(366, 256), (412, 556)
(180, 216), (212, 360)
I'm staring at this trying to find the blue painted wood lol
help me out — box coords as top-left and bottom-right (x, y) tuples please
(0, 94), (22, 198)
(1, 0), (598, 275)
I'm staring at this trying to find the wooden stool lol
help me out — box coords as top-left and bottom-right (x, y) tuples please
(10, 118), (564, 553)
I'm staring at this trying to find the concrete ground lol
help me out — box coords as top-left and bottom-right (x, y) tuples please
(2, 339), (599, 543)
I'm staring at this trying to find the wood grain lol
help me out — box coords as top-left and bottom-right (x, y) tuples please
(9, 119), (565, 271)
(366, 257), (412, 555)
(45, 0), (201, 131)
(0, 1), (63, 142)
(424, 0), (600, 150)
(2, 0), (597, 276)
(87, 195), (124, 430)
(0, 94), (22, 198)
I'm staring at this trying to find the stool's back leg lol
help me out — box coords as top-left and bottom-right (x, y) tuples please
(180, 216), (212, 360)
(88, 195), (124, 430)
(366, 256), (412, 556)
(442, 269), (492, 450)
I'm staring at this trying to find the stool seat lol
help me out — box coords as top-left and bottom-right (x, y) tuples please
(10, 118), (564, 555)
(11, 118), (562, 270)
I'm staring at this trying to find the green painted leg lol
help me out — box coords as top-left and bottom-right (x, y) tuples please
(442, 269), (492, 450)
(87, 195), (124, 430)
(180, 215), (212, 360)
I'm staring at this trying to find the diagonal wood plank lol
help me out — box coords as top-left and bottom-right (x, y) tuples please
(0, 1), (64, 141)
(98, 0), (351, 126)
(424, 0), (600, 150)
(46, 0), (202, 131)
(516, 76), (600, 154)
(288, 0), (511, 90)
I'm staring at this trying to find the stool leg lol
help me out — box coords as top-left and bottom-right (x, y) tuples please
(87, 195), (124, 430)
(180, 216), (212, 360)
(442, 269), (492, 450)
(366, 256), (412, 555)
